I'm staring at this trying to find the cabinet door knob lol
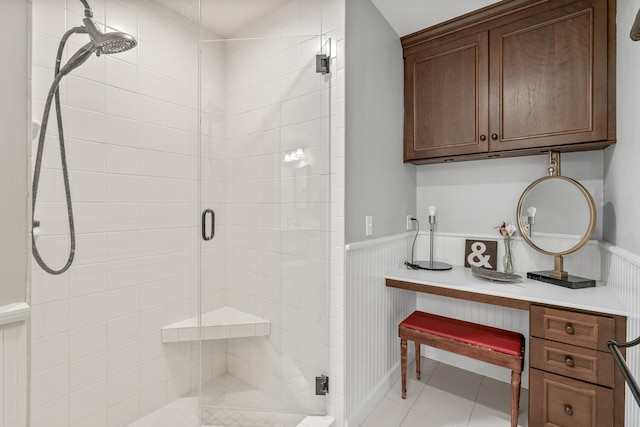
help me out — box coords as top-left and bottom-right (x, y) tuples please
(565, 357), (575, 367)
(480, 134), (486, 141)
(565, 324), (575, 335)
(491, 133), (498, 140)
(564, 405), (574, 416)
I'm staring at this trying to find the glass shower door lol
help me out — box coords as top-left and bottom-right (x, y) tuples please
(198, 2), (331, 423)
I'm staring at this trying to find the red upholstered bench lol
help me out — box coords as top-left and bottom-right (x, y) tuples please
(399, 311), (525, 427)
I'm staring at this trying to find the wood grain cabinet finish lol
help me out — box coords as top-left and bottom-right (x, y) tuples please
(530, 369), (613, 427)
(529, 304), (624, 426)
(530, 305), (616, 351)
(530, 336), (614, 387)
(402, 0), (615, 164)
(404, 32), (489, 159)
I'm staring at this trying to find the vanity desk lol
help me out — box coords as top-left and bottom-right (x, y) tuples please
(386, 266), (628, 427)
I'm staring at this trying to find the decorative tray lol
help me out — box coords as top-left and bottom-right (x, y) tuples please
(471, 266), (522, 283)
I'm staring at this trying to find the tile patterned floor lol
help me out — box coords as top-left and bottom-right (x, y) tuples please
(129, 358), (527, 427)
(128, 373), (306, 427)
(361, 358), (528, 427)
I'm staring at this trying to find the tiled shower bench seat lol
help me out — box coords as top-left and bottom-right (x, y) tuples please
(161, 306), (271, 342)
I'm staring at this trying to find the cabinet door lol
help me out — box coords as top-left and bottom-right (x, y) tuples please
(404, 32), (488, 161)
(530, 337), (615, 387)
(530, 369), (613, 427)
(530, 305), (616, 352)
(489, 0), (608, 152)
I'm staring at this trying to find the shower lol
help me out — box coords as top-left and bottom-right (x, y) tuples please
(31, 0), (137, 275)
(28, 0), (332, 425)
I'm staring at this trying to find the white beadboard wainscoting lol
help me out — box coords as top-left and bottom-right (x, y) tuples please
(415, 293), (530, 388)
(344, 230), (609, 427)
(345, 233), (416, 427)
(0, 303), (29, 427)
(601, 242), (640, 427)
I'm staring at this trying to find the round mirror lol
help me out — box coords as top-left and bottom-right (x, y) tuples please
(516, 176), (596, 256)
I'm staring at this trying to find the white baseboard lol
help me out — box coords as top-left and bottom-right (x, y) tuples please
(346, 359), (405, 427)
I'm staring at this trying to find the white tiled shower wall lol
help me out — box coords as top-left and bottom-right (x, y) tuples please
(31, 0), (340, 425)
(30, 0), (224, 425)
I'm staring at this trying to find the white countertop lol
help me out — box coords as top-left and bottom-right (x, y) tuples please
(386, 265), (628, 317)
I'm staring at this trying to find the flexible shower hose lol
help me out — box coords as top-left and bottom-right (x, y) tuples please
(31, 27), (84, 275)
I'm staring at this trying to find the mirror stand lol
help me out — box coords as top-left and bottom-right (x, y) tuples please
(517, 152), (597, 289)
(527, 255), (596, 289)
(527, 271), (596, 289)
(552, 254), (567, 279)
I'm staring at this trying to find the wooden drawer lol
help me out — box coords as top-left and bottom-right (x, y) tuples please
(530, 337), (614, 387)
(530, 305), (615, 351)
(530, 369), (613, 427)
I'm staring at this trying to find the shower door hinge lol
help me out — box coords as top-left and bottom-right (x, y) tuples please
(316, 54), (330, 75)
(315, 375), (329, 395)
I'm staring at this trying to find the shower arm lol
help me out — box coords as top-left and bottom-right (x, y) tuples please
(78, 0), (94, 18)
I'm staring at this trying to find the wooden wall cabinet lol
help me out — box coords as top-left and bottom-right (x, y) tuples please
(402, 0), (615, 164)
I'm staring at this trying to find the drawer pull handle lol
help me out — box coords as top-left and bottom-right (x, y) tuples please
(491, 133), (498, 140)
(565, 324), (575, 335)
(564, 405), (574, 416)
(480, 134), (487, 141)
(565, 357), (575, 368)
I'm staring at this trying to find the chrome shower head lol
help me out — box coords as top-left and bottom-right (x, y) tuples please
(82, 17), (137, 56)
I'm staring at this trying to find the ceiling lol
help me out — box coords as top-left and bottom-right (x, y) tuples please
(192, 0), (501, 39)
(369, 0), (500, 37)
(200, 0), (291, 38)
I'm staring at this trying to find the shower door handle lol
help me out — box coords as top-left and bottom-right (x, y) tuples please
(202, 209), (215, 241)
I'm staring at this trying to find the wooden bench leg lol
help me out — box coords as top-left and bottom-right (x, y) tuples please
(415, 341), (421, 380)
(510, 370), (522, 427)
(401, 338), (407, 399)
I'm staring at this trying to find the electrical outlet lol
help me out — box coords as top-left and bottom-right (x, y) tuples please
(365, 216), (373, 236)
(406, 215), (414, 231)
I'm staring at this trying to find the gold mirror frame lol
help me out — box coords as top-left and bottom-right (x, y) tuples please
(516, 174), (596, 280)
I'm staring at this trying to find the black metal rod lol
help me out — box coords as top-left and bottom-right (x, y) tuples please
(608, 338), (640, 407)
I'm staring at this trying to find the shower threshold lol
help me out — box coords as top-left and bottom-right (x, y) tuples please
(128, 373), (313, 427)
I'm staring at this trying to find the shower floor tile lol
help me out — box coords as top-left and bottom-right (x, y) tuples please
(200, 373), (307, 426)
(127, 395), (200, 427)
(200, 373), (292, 411)
(127, 373), (308, 427)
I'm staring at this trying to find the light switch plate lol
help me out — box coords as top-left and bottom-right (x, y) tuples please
(365, 216), (373, 236)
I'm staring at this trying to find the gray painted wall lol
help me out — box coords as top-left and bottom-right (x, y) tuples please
(416, 151), (604, 240)
(345, 0), (416, 244)
(604, 0), (640, 255)
(0, 0), (29, 306)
